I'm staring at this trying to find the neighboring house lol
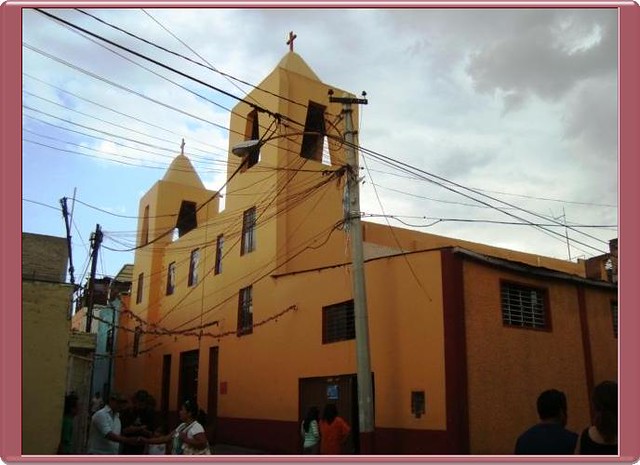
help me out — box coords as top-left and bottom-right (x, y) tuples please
(72, 265), (133, 402)
(22, 233), (76, 454)
(112, 50), (617, 454)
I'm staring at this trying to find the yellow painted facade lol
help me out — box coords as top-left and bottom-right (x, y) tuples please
(22, 281), (74, 454)
(114, 51), (617, 454)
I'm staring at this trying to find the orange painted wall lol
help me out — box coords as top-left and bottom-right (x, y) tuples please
(583, 287), (618, 385)
(461, 259), (615, 454)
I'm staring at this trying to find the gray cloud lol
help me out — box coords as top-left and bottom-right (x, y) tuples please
(466, 9), (616, 105)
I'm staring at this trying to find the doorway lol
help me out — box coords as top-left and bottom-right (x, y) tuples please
(206, 346), (219, 444)
(299, 374), (371, 454)
(178, 349), (199, 405)
(160, 354), (171, 413)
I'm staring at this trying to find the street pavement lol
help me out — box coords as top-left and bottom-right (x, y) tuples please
(212, 443), (268, 455)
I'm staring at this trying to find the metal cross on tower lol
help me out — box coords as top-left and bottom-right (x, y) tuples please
(286, 31), (297, 52)
(181, 138), (185, 155)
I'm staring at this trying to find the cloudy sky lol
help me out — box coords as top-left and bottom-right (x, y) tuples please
(21, 7), (618, 281)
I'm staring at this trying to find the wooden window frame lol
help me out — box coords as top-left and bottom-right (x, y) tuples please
(188, 249), (200, 287)
(243, 110), (260, 170)
(500, 279), (551, 332)
(141, 205), (149, 246)
(300, 101), (326, 162)
(322, 300), (355, 344)
(166, 262), (176, 295)
(136, 272), (144, 304)
(214, 234), (224, 275)
(241, 207), (256, 256)
(237, 286), (253, 336)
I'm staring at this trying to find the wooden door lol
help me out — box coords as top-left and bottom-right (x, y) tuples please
(206, 346), (219, 444)
(178, 350), (199, 405)
(299, 374), (358, 454)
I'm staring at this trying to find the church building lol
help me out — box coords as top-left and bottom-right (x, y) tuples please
(114, 43), (617, 455)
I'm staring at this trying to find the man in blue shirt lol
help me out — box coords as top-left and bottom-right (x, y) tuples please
(514, 389), (578, 455)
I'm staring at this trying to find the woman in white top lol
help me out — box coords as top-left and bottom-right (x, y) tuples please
(301, 406), (320, 454)
(144, 399), (210, 455)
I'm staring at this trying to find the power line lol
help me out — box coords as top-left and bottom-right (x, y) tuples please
(34, 9), (291, 126)
(24, 44), (334, 163)
(23, 43), (232, 133)
(23, 89), (230, 163)
(23, 72), (231, 155)
(22, 198), (59, 211)
(115, 164), (344, 339)
(81, 8), (333, 116)
(358, 109), (432, 302)
(362, 214), (617, 229)
(356, 146), (609, 254)
(23, 123), (221, 172)
(472, 187), (617, 208)
(140, 8), (260, 106)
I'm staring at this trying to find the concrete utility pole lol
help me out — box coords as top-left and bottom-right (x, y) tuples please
(60, 197), (76, 286)
(85, 224), (103, 333)
(329, 90), (374, 454)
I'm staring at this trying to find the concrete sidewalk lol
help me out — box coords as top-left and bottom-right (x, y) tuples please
(212, 443), (268, 455)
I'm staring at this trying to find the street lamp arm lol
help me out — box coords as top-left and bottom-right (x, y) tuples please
(231, 131), (326, 157)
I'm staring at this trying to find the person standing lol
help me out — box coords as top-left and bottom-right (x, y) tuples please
(575, 381), (618, 455)
(87, 392), (137, 454)
(514, 389), (578, 454)
(57, 393), (79, 454)
(143, 398), (210, 455)
(90, 392), (102, 415)
(319, 404), (350, 455)
(120, 390), (155, 454)
(301, 406), (320, 454)
(146, 424), (169, 455)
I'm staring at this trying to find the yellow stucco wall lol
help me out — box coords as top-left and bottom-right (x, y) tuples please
(22, 281), (73, 454)
(116, 248), (447, 432)
(363, 222), (587, 277)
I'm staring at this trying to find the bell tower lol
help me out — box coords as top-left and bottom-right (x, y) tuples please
(224, 43), (359, 273)
(131, 143), (219, 323)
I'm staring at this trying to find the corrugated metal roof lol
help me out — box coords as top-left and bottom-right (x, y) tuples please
(114, 264), (134, 283)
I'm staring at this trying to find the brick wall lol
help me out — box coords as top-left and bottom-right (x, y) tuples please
(22, 233), (69, 283)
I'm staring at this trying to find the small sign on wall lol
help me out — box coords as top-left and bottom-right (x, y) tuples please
(411, 391), (426, 418)
(327, 384), (339, 400)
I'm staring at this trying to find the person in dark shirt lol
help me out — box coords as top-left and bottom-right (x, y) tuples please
(575, 381), (617, 455)
(514, 389), (578, 455)
(57, 393), (79, 454)
(120, 390), (155, 454)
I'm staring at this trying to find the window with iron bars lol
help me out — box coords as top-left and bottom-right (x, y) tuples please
(215, 235), (224, 275)
(188, 249), (200, 287)
(501, 281), (548, 330)
(237, 286), (253, 336)
(241, 207), (256, 255)
(323, 300), (355, 344)
(136, 273), (144, 304)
